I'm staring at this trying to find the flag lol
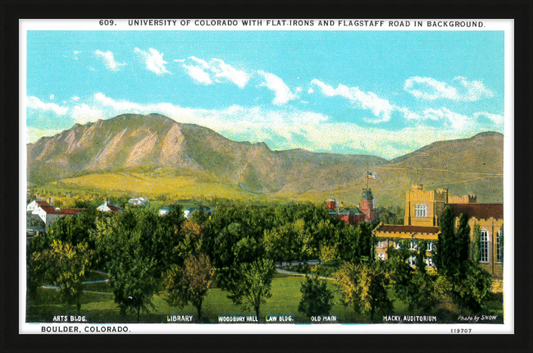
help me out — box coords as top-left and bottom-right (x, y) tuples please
(367, 171), (377, 180)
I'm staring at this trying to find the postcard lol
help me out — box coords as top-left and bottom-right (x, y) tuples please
(20, 18), (513, 335)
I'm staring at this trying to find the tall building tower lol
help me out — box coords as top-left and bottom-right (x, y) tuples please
(404, 184), (448, 227)
(360, 188), (377, 222)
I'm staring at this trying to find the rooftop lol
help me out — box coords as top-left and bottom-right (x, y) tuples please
(448, 203), (503, 220)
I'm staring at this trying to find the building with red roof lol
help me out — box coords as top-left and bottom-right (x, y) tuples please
(97, 201), (123, 213)
(26, 200), (83, 228)
(326, 188), (377, 227)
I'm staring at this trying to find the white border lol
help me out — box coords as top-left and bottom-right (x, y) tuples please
(19, 18), (514, 335)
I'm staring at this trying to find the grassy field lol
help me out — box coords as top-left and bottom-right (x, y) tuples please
(31, 170), (275, 208)
(27, 273), (503, 324)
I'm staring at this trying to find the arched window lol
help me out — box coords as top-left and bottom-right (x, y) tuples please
(409, 240), (418, 251)
(496, 230), (503, 263)
(480, 230), (489, 263)
(427, 242), (436, 252)
(415, 204), (427, 217)
(425, 257), (435, 268)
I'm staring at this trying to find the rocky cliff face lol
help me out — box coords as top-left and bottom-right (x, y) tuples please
(27, 113), (388, 193)
(27, 113), (503, 201)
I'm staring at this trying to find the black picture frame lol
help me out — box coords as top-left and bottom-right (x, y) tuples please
(1, 1), (532, 352)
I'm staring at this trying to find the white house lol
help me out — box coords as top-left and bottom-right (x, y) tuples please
(159, 207), (171, 216)
(26, 199), (48, 213)
(97, 201), (123, 213)
(27, 200), (83, 227)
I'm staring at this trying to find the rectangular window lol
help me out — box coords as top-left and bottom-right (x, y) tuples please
(409, 241), (418, 251)
(496, 231), (503, 263)
(415, 204), (427, 217)
(480, 230), (489, 263)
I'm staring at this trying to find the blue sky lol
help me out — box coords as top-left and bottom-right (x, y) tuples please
(26, 30), (505, 159)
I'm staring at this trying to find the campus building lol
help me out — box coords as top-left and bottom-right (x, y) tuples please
(373, 184), (503, 281)
(327, 188), (377, 226)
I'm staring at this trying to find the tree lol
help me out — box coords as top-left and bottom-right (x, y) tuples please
(387, 240), (441, 313)
(96, 217), (159, 322)
(338, 223), (374, 264)
(298, 275), (334, 318)
(164, 254), (215, 321)
(472, 224), (482, 263)
(47, 210), (97, 247)
(107, 240), (158, 322)
(435, 208), (492, 313)
(376, 205), (404, 225)
(319, 244), (338, 264)
(49, 240), (92, 314)
(387, 241), (413, 304)
(263, 227), (290, 263)
(335, 263), (392, 321)
(27, 245), (54, 300)
(455, 213), (471, 282)
(293, 219), (315, 263)
(228, 258), (276, 323)
(435, 206), (470, 284)
(452, 262), (492, 314)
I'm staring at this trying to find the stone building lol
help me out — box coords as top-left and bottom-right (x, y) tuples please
(373, 184), (503, 279)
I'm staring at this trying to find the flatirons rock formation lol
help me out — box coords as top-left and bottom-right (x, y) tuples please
(27, 114), (503, 203)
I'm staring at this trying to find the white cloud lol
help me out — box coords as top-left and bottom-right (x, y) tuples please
(258, 71), (297, 105)
(73, 50), (81, 60)
(50, 94), (55, 100)
(398, 105), (477, 131)
(71, 104), (103, 124)
(453, 76), (495, 101)
(91, 93), (326, 127)
(474, 111), (504, 125)
(421, 107), (472, 130)
(189, 56), (210, 69)
(404, 76), (494, 102)
(27, 92), (502, 158)
(311, 79), (394, 123)
(72, 96), (80, 101)
(209, 59), (250, 88)
(180, 57), (250, 88)
(182, 64), (213, 85)
(27, 96), (68, 115)
(94, 50), (126, 71)
(134, 48), (170, 75)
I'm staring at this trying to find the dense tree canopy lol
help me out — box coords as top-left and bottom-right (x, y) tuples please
(298, 275), (334, 318)
(227, 258), (276, 322)
(335, 262), (392, 320)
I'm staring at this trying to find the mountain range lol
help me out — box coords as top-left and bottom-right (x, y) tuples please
(27, 114), (504, 207)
